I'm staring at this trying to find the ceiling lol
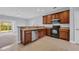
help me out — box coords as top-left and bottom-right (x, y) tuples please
(0, 7), (69, 19)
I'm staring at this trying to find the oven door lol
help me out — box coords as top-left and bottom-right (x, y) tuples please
(52, 29), (59, 38)
(52, 29), (58, 34)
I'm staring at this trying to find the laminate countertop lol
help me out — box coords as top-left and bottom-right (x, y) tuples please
(19, 26), (52, 31)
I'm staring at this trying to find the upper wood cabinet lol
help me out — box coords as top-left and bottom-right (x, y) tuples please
(43, 10), (69, 24)
(51, 13), (60, 21)
(43, 16), (47, 24)
(46, 14), (52, 24)
(51, 14), (56, 21)
(55, 13), (60, 19)
(59, 10), (69, 24)
(43, 15), (52, 24)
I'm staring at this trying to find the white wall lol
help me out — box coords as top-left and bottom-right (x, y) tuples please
(0, 15), (29, 42)
(70, 7), (79, 44)
(29, 16), (43, 26)
(29, 16), (53, 28)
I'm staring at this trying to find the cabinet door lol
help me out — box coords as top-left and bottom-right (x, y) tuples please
(43, 16), (47, 24)
(38, 29), (46, 39)
(55, 13), (60, 19)
(59, 10), (69, 23)
(24, 30), (32, 45)
(46, 29), (52, 36)
(46, 15), (52, 24)
(59, 29), (69, 41)
(52, 14), (56, 21)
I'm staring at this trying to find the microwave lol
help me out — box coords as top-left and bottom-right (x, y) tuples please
(52, 19), (60, 24)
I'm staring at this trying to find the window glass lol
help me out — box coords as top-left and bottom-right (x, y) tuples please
(0, 22), (12, 32)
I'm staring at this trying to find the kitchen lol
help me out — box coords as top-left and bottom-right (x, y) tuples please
(18, 8), (70, 45)
(0, 7), (79, 51)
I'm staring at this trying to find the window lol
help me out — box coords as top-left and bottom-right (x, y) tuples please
(0, 22), (12, 32)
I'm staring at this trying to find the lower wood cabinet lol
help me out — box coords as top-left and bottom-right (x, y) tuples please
(59, 29), (69, 41)
(37, 29), (47, 39)
(20, 28), (52, 45)
(20, 30), (32, 45)
(46, 29), (52, 36)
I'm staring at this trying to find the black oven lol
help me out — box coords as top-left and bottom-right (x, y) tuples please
(52, 26), (60, 38)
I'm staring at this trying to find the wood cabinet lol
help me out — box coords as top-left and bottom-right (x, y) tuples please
(55, 13), (60, 19)
(43, 16), (47, 24)
(59, 29), (69, 41)
(20, 30), (32, 45)
(43, 15), (52, 24)
(20, 28), (52, 45)
(51, 14), (56, 21)
(43, 10), (69, 24)
(52, 13), (60, 19)
(59, 10), (69, 23)
(46, 29), (52, 36)
(46, 14), (52, 24)
(37, 29), (46, 39)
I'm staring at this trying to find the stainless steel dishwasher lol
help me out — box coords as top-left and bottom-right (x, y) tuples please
(32, 30), (38, 41)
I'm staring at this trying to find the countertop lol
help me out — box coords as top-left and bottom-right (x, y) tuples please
(19, 26), (52, 31)
(60, 27), (69, 30)
(18, 26), (70, 31)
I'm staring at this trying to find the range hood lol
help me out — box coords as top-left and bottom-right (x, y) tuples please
(52, 19), (60, 24)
